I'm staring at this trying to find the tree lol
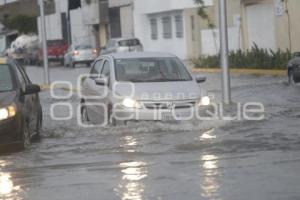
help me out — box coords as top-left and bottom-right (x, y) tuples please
(2, 15), (37, 34)
(194, 0), (215, 29)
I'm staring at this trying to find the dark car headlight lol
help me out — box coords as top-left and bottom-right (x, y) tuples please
(0, 104), (17, 121)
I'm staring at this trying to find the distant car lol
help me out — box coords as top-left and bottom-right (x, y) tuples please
(80, 52), (209, 126)
(101, 37), (143, 55)
(39, 40), (69, 65)
(64, 44), (98, 68)
(0, 57), (42, 150)
(288, 52), (300, 85)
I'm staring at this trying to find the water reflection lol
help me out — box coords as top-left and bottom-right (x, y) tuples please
(0, 172), (22, 200)
(119, 161), (148, 200)
(200, 129), (217, 140)
(200, 154), (221, 200)
(121, 136), (138, 153)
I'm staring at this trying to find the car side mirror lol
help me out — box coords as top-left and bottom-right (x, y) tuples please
(195, 76), (206, 83)
(23, 84), (41, 95)
(95, 77), (108, 86)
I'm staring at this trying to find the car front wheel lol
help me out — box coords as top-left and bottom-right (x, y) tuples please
(289, 70), (296, 86)
(22, 123), (31, 150)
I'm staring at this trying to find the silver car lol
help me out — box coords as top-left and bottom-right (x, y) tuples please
(80, 52), (209, 126)
(101, 37), (143, 55)
(64, 44), (98, 68)
(287, 52), (300, 85)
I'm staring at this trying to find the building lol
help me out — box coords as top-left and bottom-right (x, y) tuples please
(108, 0), (134, 38)
(133, 0), (213, 60)
(133, 0), (300, 60)
(37, 0), (109, 50)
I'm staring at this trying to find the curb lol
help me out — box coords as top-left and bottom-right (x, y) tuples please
(39, 84), (79, 92)
(192, 68), (287, 76)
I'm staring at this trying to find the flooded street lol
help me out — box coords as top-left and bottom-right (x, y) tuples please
(1, 66), (300, 200)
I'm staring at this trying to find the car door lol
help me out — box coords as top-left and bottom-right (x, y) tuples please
(83, 59), (104, 123)
(15, 65), (38, 135)
(96, 59), (111, 124)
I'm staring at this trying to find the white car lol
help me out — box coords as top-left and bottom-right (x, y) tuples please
(64, 44), (98, 68)
(80, 52), (210, 126)
(101, 37), (143, 55)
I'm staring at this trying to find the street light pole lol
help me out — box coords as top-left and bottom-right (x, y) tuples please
(39, 0), (50, 85)
(218, 0), (231, 104)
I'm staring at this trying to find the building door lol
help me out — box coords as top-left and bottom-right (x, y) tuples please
(246, 2), (276, 50)
(109, 7), (121, 38)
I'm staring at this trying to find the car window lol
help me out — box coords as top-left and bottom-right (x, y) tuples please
(75, 45), (92, 50)
(15, 65), (27, 91)
(90, 59), (104, 76)
(16, 64), (30, 84)
(106, 40), (116, 49)
(118, 39), (141, 47)
(114, 57), (192, 82)
(0, 64), (14, 92)
(101, 61), (110, 78)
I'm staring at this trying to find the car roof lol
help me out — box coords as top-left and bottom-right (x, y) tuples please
(108, 52), (177, 59)
(109, 37), (140, 42)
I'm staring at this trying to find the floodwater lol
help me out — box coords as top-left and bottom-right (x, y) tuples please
(0, 66), (300, 200)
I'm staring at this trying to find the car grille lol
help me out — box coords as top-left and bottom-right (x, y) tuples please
(143, 101), (197, 110)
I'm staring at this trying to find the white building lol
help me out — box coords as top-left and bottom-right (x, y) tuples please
(108, 0), (134, 38)
(37, 0), (105, 47)
(134, 0), (213, 60)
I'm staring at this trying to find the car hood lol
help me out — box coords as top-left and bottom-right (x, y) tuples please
(114, 81), (202, 101)
(0, 91), (17, 108)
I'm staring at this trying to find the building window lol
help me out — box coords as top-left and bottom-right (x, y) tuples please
(162, 16), (172, 39)
(150, 18), (158, 40)
(175, 15), (183, 38)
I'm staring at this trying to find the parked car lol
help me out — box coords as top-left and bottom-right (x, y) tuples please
(101, 37), (143, 55)
(39, 40), (69, 65)
(288, 52), (300, 85)
(0, 57), (42, 150)
(64, 44), (98, 68)
(80, 52), (209, 126)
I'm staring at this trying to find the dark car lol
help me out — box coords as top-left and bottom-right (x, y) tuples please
(287, 52), (300, 85)
(0, 57), (42, 150)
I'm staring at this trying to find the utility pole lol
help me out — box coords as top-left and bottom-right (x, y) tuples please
(39, 0), (50, 85)
(218, 0), (231, 104)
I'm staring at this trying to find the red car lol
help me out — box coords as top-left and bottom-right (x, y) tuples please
(39, 40), (69, 65)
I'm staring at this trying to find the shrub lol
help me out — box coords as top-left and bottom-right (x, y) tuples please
(193, 44), (292, 69)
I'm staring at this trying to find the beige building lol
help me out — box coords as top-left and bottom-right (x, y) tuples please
(186, 0), (300, 59)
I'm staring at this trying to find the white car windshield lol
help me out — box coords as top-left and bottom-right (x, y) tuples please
(0, 64), (14, 92)
(115, 57), (192, 82)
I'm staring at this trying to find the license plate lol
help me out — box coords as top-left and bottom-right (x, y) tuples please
(161, 111), (174, 121)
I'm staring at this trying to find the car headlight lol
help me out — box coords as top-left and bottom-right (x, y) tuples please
(122, 98), (142, 109)
(199, 96), (211, 106)
(0, 104), (17, 121)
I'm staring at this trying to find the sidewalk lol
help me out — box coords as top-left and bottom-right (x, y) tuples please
(192, 68), (286, 76)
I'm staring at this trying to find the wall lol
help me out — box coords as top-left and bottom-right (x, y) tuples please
(37, 13), (62, 41)
(275, 0), (300, 52)
(120, 5), (134, 37)
(70, 8), (95, 46)
(134, 10), (187, 59)
(109, 0), (132, 7)
(134, 0), (213, 15)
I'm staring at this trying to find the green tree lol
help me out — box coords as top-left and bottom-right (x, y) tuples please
(2, 15), (37, 34)
(194, 0), (215, 28)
